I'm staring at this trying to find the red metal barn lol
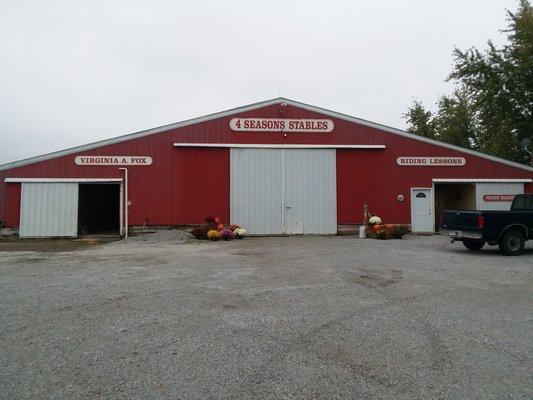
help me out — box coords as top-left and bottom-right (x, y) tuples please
(0, 98), (531, 237)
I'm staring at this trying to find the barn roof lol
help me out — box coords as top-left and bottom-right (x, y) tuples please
(1, 97), (532, 172)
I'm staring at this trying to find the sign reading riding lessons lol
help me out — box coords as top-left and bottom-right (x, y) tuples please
(74, 156), (153, 166)
(396, 157), (466, 166)
(230, 118), (334, 133)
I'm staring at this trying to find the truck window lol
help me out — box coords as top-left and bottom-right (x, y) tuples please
(513, 196), (525, 209)
(512, 195), (533, 210)
(526, 196), (533, 210)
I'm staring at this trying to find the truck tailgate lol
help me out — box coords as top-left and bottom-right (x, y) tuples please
(441, 210), (481, 231)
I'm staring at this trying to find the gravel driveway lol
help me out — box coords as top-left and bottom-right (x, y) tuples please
(1, 233), (532, 399)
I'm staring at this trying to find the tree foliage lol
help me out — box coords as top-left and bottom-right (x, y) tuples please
(403, 0), (533, 164)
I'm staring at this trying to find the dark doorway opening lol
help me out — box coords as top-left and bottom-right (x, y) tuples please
(435, 183), (476, 230)
(78, 183), (120, 235)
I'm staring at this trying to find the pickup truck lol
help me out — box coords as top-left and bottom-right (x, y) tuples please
(441, 193), (533, 255)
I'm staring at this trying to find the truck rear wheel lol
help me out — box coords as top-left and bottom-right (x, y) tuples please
(462, 239), (485, 251)
(498, 230), (525, 256)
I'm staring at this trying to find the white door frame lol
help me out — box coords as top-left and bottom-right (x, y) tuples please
(411, 187), (433, 233)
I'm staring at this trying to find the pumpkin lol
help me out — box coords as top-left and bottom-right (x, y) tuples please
(207, 230), (221, 240)
(217, 224), (224, 231)
(214, 217), (221, 224)
(229, 224), (240, 231)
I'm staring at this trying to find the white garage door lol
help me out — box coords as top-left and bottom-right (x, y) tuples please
(19, 183), (79, 237)
(476, 182), (524, 210)
(230, 148), (336, 234)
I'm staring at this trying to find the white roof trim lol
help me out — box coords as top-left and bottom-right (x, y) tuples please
(433, 178), (532, 183)
(173, 143), (385, 149)
(4, 178), (123, 183)
(1, 97), (532, 172)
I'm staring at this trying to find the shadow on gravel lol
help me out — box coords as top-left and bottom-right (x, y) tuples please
(0, 238), (118, 252)
(443, 246), (533, 257)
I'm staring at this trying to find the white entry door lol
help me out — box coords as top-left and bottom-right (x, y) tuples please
(19, 182), (79, 237)
(230, 148), (337, 234)
(411, 188), (432, 233)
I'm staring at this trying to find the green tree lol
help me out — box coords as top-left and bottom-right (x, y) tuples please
(404, 0), (533, 164)
(434, 88), (477, 149)
(403, 100), (437, 139)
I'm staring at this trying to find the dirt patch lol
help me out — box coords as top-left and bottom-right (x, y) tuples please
(348, 268), (402, 288)
(114, 229), (195, 245)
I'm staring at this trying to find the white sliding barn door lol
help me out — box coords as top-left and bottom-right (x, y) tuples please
(476, 182), (524, 210)
(19, 183), (79, 237)
(230, 148), (284, 234)
(230, 148), (337, 234)
(283, 149), (337, 234)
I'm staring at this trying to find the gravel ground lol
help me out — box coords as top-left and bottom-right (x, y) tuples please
(0, 233), (532, 399)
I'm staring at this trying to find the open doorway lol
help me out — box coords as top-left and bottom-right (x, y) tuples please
(434, 183), (476, 230)
(78, 183), (120, 236)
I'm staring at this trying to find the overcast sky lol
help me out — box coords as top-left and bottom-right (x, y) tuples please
(0, 0), (519, 164)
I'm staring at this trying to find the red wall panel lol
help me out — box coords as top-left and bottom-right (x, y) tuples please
(0, 171), (6, 226)
(0, 102), (531, 228)
(2, 183), (21, 227)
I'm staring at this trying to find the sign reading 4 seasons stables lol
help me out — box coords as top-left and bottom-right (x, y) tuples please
(230, 118), (334, 133)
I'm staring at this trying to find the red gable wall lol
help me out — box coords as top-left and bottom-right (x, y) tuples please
(1, 102), (531, 227)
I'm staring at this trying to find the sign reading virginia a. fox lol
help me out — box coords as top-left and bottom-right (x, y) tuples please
(74, 156), (153, 166)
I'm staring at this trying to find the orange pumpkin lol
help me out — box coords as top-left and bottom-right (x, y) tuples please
(214, 217), (221, 224)
(217, 224), (224, 231)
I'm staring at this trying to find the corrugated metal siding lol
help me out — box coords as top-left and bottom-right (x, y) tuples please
(284, 149), (336, 234)
(230, 149), (283, 234)
(0, 102), (531, 228)
(19, 183), (78, 237)
(476, 183), (524, 210)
